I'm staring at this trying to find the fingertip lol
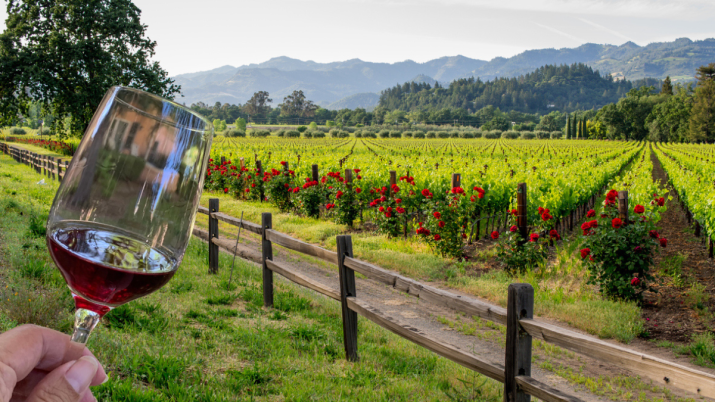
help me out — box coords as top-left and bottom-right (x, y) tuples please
(65, 356), (99, 393)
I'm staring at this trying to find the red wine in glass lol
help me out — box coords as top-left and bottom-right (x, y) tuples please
(48, 222), (176, 316)
(46, 86), (213, 343)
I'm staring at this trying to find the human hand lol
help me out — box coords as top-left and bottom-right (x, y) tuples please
(0, 324), (107, 402)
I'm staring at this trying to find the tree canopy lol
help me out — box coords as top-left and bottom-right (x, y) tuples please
(0, 0), (180, 136)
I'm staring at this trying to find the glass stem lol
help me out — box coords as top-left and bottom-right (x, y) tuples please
(71, 308), (101, 344)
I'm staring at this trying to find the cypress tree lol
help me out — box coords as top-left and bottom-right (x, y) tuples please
(572, 114), (578, 139)
(689, 64), (715, 142)
(566, 115), (571, 139)
(583, 118), (588, 139)
(662, 76), (673, 96)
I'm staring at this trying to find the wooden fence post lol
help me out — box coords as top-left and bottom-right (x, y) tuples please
(517, 183), (527, 244)
(504, 283), (534, 402)
(337, 235), (359, 362)
(57, 159), (63, 182)
(710, 237), (714, 259)
(312, 164), (319, 182)
(617, 191), (629, 226)
(49, 157), (56, 181)
(262, 213), (274, 307)
(208, 198), (219, 274)
(239, 157), (245, 169)
(694, 220), (701, 238)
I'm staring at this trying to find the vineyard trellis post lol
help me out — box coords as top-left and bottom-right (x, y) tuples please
(337, 235), (359, 362)
(505, 283), (534, 402)
(311, 164), (319, 182)
(208, 198), (219, 274)
(618, 191), (629, 225)
(262, 212), (274, 307)
(517, 183), (527, 245)
(256, 160), (263, 202)
(388, 171), (396, 196)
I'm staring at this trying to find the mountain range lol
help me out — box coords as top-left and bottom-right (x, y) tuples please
(173, 37), (715, 110)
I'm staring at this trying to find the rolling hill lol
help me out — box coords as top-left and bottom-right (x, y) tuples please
(173, 38), (715, 108)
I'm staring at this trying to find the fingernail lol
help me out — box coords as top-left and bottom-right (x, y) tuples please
(65, 356), (99, 393)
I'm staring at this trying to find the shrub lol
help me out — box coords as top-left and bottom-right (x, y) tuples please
(353, 130), (362, 138)
(312, 131), (325, 138)
(389, 131), (401, 138)
(303, 131), (313, 138)
(550, 131), (563, 139)
(286, 130), (300, 138)
(520, 132), (536, 140)
(437, 131), (450, 139)
(326, 120), (335, 127)
(363, 131), (377, 138)
(403, 131), (413, 138)
(38, 127), (51, 135)
(579, 191), (665, 302)
(450, 131), (460, 138)
(275, 130), (286, 137)
(501, 131), (519, 139)
(378, 130), (390, 138)
(473, 131), (482, 138)
(249, 130), (270, 137)
(296, 125), (308, 133)
(356, 123), (364, 128)
(459, 131), (474, 139)
(484, 131), (500, 139)
(413, 131), (426, 138)
(235, 117), (247, 131)
(534, 130), (550, 139)
(226, 129), (246, 138)
(426, 131), (436, 138)
(10, 127), (26, 135)
(329, 129), (339, 138)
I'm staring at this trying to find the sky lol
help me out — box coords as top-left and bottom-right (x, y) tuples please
(1, 0), (714, 76)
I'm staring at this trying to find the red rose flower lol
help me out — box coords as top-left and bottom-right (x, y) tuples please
(580, 248), (590, 259)
(433, 211), (441, 219)
(224, 188), (228, 193)
(379, 206), (385, 212)
(438, 221), (445, 228)
(434, 234), (441, 241)
(586, 209), (596, 218)
(549, 229), (558, 239)
(491, 231), (499, 240)
(589, 220), (598, 228)
(634, 205), (645, 214)
(660, 238), (668, 248)
(606, 189), (618, 200)
(355, 188), (362, 194)
(396, 207), (405, 214)
(510, 225), (518, 233)
(631, 277), (640, 286)
(611, 218), (623, 229)
(649, 230), (659, 238)
(529, 233), (539, 242)
(657, 197), (665, 206)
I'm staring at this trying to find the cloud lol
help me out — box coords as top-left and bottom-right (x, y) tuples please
(424, 0), (714, 19)
(533, 23), (587, 44)
(578, 18), (634, 42)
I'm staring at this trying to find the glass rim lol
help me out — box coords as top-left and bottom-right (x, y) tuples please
(110, 86), (213, 131)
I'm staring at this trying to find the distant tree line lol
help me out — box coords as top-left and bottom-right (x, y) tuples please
(378, 63), (660, 114)
(579, 64), (715, 142)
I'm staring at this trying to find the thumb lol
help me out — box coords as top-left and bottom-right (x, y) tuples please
(26, 356), (99, 402)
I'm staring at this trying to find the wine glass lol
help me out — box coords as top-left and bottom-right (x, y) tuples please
(46, 87), (213, 343)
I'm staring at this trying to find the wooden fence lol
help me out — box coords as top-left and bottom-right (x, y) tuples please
(195, 198), (715, 402)
(1, 143), (68, 182)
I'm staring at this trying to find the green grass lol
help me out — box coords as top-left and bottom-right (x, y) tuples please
(1, 140), (71, 159)
(0, 153), (504, 401)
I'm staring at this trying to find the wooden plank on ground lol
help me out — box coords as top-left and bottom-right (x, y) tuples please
(343, 256), (397, 286)
(265, 259), (340, 301)
(346, 296), (505, 383)
(265, 229), (338, 264)
(520, 319), (715, 399)
(211, 212), (263, 235)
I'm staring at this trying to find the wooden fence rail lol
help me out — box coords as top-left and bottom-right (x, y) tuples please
(197, 197), (715, 402)
(1, 143), (69, 183)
